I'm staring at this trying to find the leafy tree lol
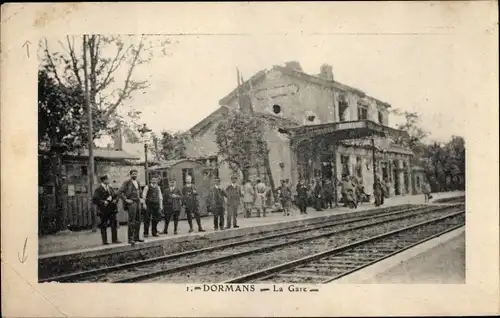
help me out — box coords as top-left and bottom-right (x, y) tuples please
(390, 109), (465, 192)
(421, 136), (465, 192)
(38, 69), (108, 232)
(158, 130), (191, 160)
(390, 108), (429, 159)
(38, 35), (171, 232)
(214, 111), (274, 190)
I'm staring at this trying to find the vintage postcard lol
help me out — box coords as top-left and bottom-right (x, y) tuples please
(1, 2), (499, 317)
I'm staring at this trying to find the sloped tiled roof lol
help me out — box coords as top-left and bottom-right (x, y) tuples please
(149, 158), (199, 170)
(64, 148), (139, 160)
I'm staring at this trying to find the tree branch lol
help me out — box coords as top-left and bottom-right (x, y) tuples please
(66, 35), (83, 87)
(43, 38), (64, 87)
(103, 37), (145, 119)
(96, 43), (129, 92)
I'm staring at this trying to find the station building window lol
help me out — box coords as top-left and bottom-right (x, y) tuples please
(357, 105), (368, 120)
(355, 156), (363, 179)
(341, 155), (350, 177)
(378, 111), (384, 124)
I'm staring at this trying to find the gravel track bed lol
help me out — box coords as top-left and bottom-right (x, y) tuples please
(88, 207), (447, 282)
(276, 214), (465, 284)
(145, 208), (462, 283)
(61, 207), (418, 280)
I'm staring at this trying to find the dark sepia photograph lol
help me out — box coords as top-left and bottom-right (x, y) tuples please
(37, 32), (466, 285)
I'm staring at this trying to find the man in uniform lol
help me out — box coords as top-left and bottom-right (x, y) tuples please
(142, 177), (163, 237)
(118, 169), (145, 245)
(296, 179), (309, 215)
(207, 177), (226, 231)
(163, 179), (182, 234)
(323, 179), (334, 209)
(242, 179), (255, 218)
(225, 175), (242, 228)
(182, 175), (205, 233)
(93, 175), (120, 245)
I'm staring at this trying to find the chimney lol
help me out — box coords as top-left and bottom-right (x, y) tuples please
(284, 61), (303, 72)
(113, 121), (123, 150)
(319, 64), (334, 81)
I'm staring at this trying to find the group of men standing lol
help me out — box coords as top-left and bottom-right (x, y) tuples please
(93, 169), (205, 246)
(294, 178), (336, 214)
(94, 168), (416, 246)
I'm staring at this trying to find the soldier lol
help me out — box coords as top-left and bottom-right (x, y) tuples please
(254, 179), (268, 217)
(207, 177), (226, 231)
(313, 178), (324, 211)
(142, 177), (163, 237)
(296, 179), (309, 214)
(92, 175), (120, 245)
(118, 169), (144, 245)
(323, 179), (334, 209)
(163, 179), (182, 234)
(278, 179), (292, 216)
(242, 179), (255, 218)
(225, 175), (242, 229)
(182, 175), (205, 233)
(373, 176), (384, 207)
(422, 180), (432, 203)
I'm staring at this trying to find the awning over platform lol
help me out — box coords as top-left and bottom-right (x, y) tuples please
(279, 120), (409, 141)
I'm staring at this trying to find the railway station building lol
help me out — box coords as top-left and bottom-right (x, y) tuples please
(184, 61), (424, 202)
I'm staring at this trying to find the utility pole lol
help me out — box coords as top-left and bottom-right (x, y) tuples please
(83, 35), (97, 231)
(139, 124), (152, 185)
(371, 137), (377, 185)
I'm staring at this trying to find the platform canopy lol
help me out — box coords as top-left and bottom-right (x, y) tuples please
(279, 120), (409, 142)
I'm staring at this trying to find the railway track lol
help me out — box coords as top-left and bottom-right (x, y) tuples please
(40, 204), (418, 282)
(42, 204), (463, 283)
(223, 211), (465, 284)
(131, 204), (463, 284)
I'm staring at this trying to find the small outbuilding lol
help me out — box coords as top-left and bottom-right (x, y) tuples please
(148, 157), (218, 219)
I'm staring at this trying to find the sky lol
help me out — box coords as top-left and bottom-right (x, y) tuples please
(115, 33), (466, 143)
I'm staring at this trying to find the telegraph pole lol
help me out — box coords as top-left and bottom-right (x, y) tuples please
(83, 35), (97, 231)
(139, 124), (152, 185)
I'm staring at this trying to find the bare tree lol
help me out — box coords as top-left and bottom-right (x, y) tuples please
(40, 35), (172, 132)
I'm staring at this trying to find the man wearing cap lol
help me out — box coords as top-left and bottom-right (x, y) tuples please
(93, 175), (120, 245)
(207, 177), (226, 231)
(142, 177), (163, 237)
(163, 179), (182, 234)
(225, 175), (242, 229)
(182, 175), (205, 233)
(118, 169), (145, 245)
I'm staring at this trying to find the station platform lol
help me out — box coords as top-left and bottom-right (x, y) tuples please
(38, 191), (464, 257)
(333, 225), (465, 284)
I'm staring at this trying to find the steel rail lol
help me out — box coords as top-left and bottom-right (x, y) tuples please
(113, 205), (461, 283)
(222, 210), (464, 284)
(319, 223), (464, 283)
(40, 204), (424, 283)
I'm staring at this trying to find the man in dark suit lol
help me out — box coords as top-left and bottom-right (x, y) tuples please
(207, 177), (226, 231)
(182, 175), (205, 233)
(296, 179), (308, 215)
(225, 175), (242, 229)
(142, 177), (163, 237)
(118, 169), (144, 245)
(93, 175), (120, 245)
(163, 179), (182, 235)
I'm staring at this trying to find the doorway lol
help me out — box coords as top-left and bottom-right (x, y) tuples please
(393, 160), (400, 195)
